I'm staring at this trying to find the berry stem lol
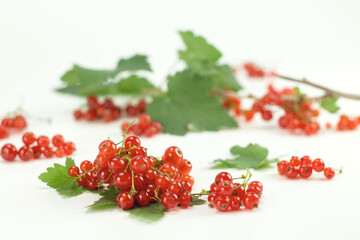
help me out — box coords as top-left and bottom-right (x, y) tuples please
(333, 166), (343, 173)
(191, 193), (210, 196)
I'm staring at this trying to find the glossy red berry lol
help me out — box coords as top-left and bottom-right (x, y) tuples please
(135, 190), (150, 206)
(214, 172), (233, 185)
(155, 174), (171, 189)
(179, 192), (192, 208)
(63, 141), (76, 155)
(31, 146), (42, 159)
(98, 168), (111, 182)
(22, 132), (36, 145)
(55, 147), (65, 157)
(107, 157), (126, 173)
(131, 146), (147, 157)
(180, 175), (194, 186)
(112, 172), (132, 189)
(124, 136), (141, 150)
(145, 169), (158, 182)
(218, 181), (234, 195)
(162, 146), (183, 166)
(261, 110), (273, 120)
(95, 154), (110, 168)
(37, 135), (50, 147)
(68, 166), (80, 177)
(301, 156), (312, 165)
(277, 160), (288, 175)
(246, 186), (262, 197)
(290, 156), (302, 167)
(285, 164), (298, 179)
(161, 192), (179, 209)
(324, 167), (335, 180)
(134, 174), (147, 190)
(130, 156), (149, 174)
(73, 110), (83, 120)
(248, 181), (263, 192)
(18, 146), (33, 161)
(139, 114), (152, 129)
(312, 158), (325, 172)
(299, 165), (312, 178)
(160, 163), (180, 180)
(232, 183), (246, 199)
(76, 177), (87, 187)
(243, 193), (259, 210)
(1, 144), (17, 161)
(230, 196), (242, 210)
(208, 192), (220, 204)
(177, 159), (192, 175)
(117, 192), (134, 210)
(167, 181), (183, 196)
(214, 195), (230, 212)
(52, 134), (65, 147)
(43, 147), (54, 158)
(80, 160), (93, 172)
(180, 180), (192, 192)
(98, 140), (117, 158)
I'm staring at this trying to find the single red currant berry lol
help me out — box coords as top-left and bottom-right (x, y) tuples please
(230, 196), (242, 210)
(126, 105), (138, 117)
(179, 192), (192, 208)
(90, 170), (99, 180)
(214, 172), (233, 185)
(12, 115), (27, 130)
(277, 160), (288, 175)
(180, 180), (192, 192)
(247, 181), (263, 192)
(324, 167), (335, 180)
(98, 168), (112, 182)
(18, 146), (33, 161)
(246, 186), (262, 197)
(137, 99), (147, 112)
(1, 118), (13, 128)
(261, 110), (273, 121)
(117, 192), (134, 210)
(180, 175), (194, 186)
(134, 174), (147, 190)
(146, 156), (156, 167)
(55, 147), (65, 157)
(31, 146), (42, 159)
(210, 182), (218, 193)
(312, 158), (325, 172)
(162, 146), (183, 166)
(208, 192), (220, 205)
(43, 147), (54, 158)
(290, 156), (302, 167)
(1, 144), (17, 161)
(107, 156), (126, 173)
(301, 156), (312, 165)
(214, 195), (230, 212)
(161, 192), (179, 209)
(124, 136), (141, 150)
(80, 160), (93, 172)
(135, 190), (150, 206)
(0, 126), (9, 138)
(95, 154), (111, 168)
(177, 159), (192, 175)
(131, 146), (147, 157)
(63, 141), (76, 155)
(218, 180), (234, 195)
(299, 165), (313, 178)
(139, 114), (152, 129)
(167, 181), (183, 196)
(76, 177), (88, 187)
(22, 132), (36, 145)
(37, 135), (50, 147)
(73, 110), (83, 120)
(98, 140), (117, 158)
(232, 183), (246, 199)
(145, 184), (157, 199)
(52, 134), (65, 147)
(68, 166), (80, 177)
(112, 172), (132, 189)
(243, 193), (260, 210)
(155, 174), (171, 189)
(130, 155), (149, 174)
(145, 169), (158, 182)
(87, 180), (98, 190)
(159, 163), (180, 180)
(285, 164), (298, 179)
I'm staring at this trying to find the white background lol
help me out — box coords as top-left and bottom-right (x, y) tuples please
(1, 1), (360, 239)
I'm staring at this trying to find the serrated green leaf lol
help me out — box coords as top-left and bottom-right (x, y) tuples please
(87, 186), (121, 211)
(117, 75), (156, 94)
(127, 202), (168, 223)
(147, 70), (238, 135)
(39, 157), (84, 197)
(117, 55), (152, 72)
(212, 144), (278, 170)
(319, 97), (340, 113)
(213, 65), (242, 91)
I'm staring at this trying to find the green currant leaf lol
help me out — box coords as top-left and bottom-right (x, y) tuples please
(117, 55), (152, 72)
(127, 202), (168, 223)
(87, 186), (121, 211)
(147, 70), (238, 135)
(212, 65), (242, 91)
(191, 196), (207, 206)
(319, 97), (340, 113)
(38, 157), (84, 197)
(212, 144), (278, 170)
(116, 75), (156, 94)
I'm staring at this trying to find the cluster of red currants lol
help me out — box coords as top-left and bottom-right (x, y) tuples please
(73, 96), (122, 122)
(222, 91), (242, 117)
(277, 156), (339, 180)
(121, 114), (162, 137)
(207, 171), (263, 212)
(68, 135), (194, 210)
(336, 115), (360, 131)
(0, 115), (27, 139)
(241, 62), (267, 78)
(1, 132), (75, 162)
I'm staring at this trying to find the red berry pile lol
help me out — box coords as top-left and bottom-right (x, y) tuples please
(277, 156), (341, 180)
(207, 171), (263, 212)
(73, 96), (122, 122)
(68, 135), (194, 209)
(0, 115), (27, 139)
(1, 132), (75, 162)
(242, 62), (267, 78)
(121, 114), (163, 137)
(336, 115), (360, 131)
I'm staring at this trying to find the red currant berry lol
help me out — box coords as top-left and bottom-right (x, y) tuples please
(243, 193), (259, 210)
(98, 168), (111, 182)
(131, 146), (147, 157)
(117, 192), (134, 210)
(167, 181), (183, 196)
(76, 177), (88, 187)
(285, 164), (298, 179)
(80, 160), (93, 172)
(155, 174), (171, 189)
(73, 110), (83, 120)
(146, 156), (156, 167)
(214, 172), (233, 185)
(218, 181), (234, 195)
(112, 172), (132, 189)
(324, 167), (335, 180)
(232, 183), (246, 199)
(68, 166), (80, 177)
(37, 135), (50, 147)
(124, 136), (141, 150)
(301, 156), (312, 165)
(208, 192), (220, 205)
(180, 175), (194, 186)
(43, 147), (54, 158)
(55, 147), (65, 157)
(139, 114), (152, 129)
(214, 196), (230, 212)
(180, 180), (192, 192)
(145, 169), (158, 182)
(161, 192), (179, 209)
(18, 146), (33, 161)
(145, 184), (157, 199)
(95, 154), (111, 168)
(0, 126), (9, 138)
(22, 132), (36, 145)
(1, 144), (17, 161)
(52, 134), (65, 147)
(246, 186), (262, 197)
(210, 182), (218, 193)
(31, 146), (42, 159)
(121, 122), (130, 133)
(261, 110), (273, 120)
(179, 192), (192, 208)
(290, 156), (302, 167)
(134, 174), (147, 190)
(230, 196), (242, 210)
(299, 165), (312, 178)
(312, 158), (325, 172)
(98, 140), (117, 158)
(130, 155), (149, 174)
(177, 159), (192, 175)
(160, 163), (180, 180)
(107, 156), (126, 173)
(63, 141), (76, 155)
(135, 190), (150, 206)
(277, 160), (288, 175)
(162, 146), (183, 166)
(12, 115), (27, 130)
(126, 105), (138, 117)
(87, 180), (98, 190)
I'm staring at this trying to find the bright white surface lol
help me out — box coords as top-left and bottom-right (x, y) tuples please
(1, 1), (360, 239)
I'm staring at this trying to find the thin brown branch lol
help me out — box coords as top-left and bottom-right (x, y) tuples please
(276, 74), (360, 101)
